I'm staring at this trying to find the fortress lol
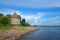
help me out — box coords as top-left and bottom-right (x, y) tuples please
(11, 12), (20, 24)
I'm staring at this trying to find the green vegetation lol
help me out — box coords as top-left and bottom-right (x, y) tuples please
(0, 13), (30, 29)
(21, 18), (30, 26)
(18, 15), (30, 26)
(0, 13), (4, 17)
(6, 14), (11, 18)
(0, 13), (11, 29)
(0, 17), (10, 26)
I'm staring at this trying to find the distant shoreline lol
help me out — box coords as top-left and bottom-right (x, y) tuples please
(32, 25), (60, 27)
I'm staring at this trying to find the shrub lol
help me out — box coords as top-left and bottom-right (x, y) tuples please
(0, 16), (11, 26)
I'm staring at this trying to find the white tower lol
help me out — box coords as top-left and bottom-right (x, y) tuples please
(11, 12), (20, 24)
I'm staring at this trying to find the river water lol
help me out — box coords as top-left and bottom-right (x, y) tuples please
(22, 27), (60, 40)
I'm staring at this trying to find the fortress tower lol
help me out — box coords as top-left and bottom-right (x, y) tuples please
(11, 12), (20, 24)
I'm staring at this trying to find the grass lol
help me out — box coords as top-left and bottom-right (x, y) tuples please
(0, 24), (13, 30)
(0, 24), (21, 30)
(0, 24), (30, 30)
(0, 23), (30, 30)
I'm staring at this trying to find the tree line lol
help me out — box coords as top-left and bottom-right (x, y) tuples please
(0, 13), (30, 26)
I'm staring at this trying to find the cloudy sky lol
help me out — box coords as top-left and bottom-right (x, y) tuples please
(0, 0), (60, 25)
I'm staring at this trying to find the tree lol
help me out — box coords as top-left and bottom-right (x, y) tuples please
(6, 14), (11, 18)
(0, 16), (10, 26)
(18, 15), (21, 19)
(0, 13), (4, 17)
(21, 18), (26, 26)
(26, 23), (30, 26)
(18, 15), (21, 23)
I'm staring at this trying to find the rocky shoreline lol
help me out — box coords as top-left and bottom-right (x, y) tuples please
(0, 26), (38, 40)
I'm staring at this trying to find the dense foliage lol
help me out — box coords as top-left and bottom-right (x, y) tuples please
(0, 13), (4, 17)
(21, 18), (26, 26)
(0, 13), (11, 29)
(0, 17), (10, 26)
(6, 14), (11, 18)
(0, 14), (11, 26)
(18, 15), (30, 26)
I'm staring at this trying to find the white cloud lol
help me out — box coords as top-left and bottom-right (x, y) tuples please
(23, 12), (44, 25)
(24, 12), (44, 19)
(0, 9), (22, 16)
(0, 0), (60, 8)
(42, 16), (60, 25)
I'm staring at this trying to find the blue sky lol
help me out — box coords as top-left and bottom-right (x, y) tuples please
(0, 0), (60, 25)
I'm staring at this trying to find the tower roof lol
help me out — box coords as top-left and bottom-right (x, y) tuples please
(11, 12), (19, 18)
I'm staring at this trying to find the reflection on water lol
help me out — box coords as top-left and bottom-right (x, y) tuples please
(22, 27), (60, 40)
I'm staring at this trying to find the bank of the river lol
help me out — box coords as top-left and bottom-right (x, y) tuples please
(0, 26), (38, 40)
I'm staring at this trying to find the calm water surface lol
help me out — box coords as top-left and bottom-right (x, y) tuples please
(22, 27), (60, 40)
